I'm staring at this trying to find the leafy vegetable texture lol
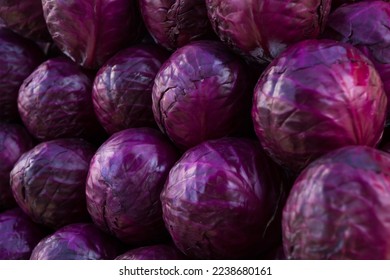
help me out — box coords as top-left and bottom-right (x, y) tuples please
(0, 123), (34, 211)
(10, 139), (95, 229)
(86, 128), (180, 245)
(161, 137), (285, 259)
(0, 28), (45, 122)
(93, 44), (169, 135)
(115, 244), (186, 260)
(152, 40), (252, 150)
(0, 0), (51, 41)
(30, 223), (121, 260)
(18, 57), (104, 142)
(325, 1), (390, 119)
(0, 208), (47, 260)
(138, 0), (215, 50)
(206, 0), (331, 64)
(41, 0), (144, 69)
(252, 39), (387, 172)
(283, 146), (390, 259)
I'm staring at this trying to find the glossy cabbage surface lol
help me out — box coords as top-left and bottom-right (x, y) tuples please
(152, 40), (252, 149)
(10, 139), (95, 229)
(115, 244), (185, 260)
(30, 223), (121, 260)
(18, 57), (103, 141)
(0, 123), (34, 211)
(42, 0), (143, 69)
(325, 1), (390, 115)
(139, 0), (214, 50)
(283, 146), (390, 259)
(252, 39), (387, 172)
(161, 137), (285, 259)
(206, 0), (331, 64)
(0, 28), (44, 122)
(86, 128), (179, 245)
(93, 44), (169, 135)
(0, 0), (51, 41)
(0, 208), (47, 260)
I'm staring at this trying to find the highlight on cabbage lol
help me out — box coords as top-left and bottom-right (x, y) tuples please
(92, 44), (169, 135)
(86, 128), (179, 245)
(206, 0), (331, 64)
(283, 146), (390, 259)
(152, 40), (252, 149)
(161, 137), (285, 259)
(252, 39), (387, 172)
(10, 138), (95, 229)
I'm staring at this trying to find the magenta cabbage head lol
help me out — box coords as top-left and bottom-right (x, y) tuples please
(161, 137), (285, 259)
(30, 223), (121, 260)
(18, 57), (103, 142)
(10, 138), (95, 229)
(0, 0), (51, 41)
(252, 39), (387, 172)
(0, 123), (34, 211)
(138, 0), (214, 50)
(0, 208), (47, 260)
(93, 44), (169, 135)
(206, 0), (331, 64)
(283, 146), (390, 259)
(42, 0), (143, 69)
(325, 1), (390, 116)
(86, 128), (180, 245)
(115, 244), (186, 260)
(0, 28), (44, 122)
(152, 40), (252, 149)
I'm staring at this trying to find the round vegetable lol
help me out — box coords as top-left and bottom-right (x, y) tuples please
(0, 28), (44, 122)
(10, 138), (95, 229)
(283, 146), (390, 259)
(152, 40), (252, 149)
(0, 123), (34, 211)
(139, 0), (214, 50)
(93, 44), (169, 135)
(86, 128), (179, 245)
(30, 223), (121, 260)
(252, 39), (387, 172)
(115, 244), (186, 260)
(206, 0), (331, 64)
(325, 1), (390, 116)
(161, 137), (285, 259)
(0, 0), (51, 41)
(18, 57), (103, 142)
(42, 0), (144, 69)
(0, 208), (47, 260)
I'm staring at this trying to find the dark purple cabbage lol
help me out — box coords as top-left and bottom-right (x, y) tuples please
(325, 1), (390, 118)
(86, 128), (180, 245)
(0, 123), (34, 211)
(42, 0), (144, 69)
(18, 57), (104, 142)
(0, 28), (45, 122)
(0, 208), (47, 260)
(152, 40), (252, 149)
(0, 0), (51, 41)
(283, 146), (390, 259)
(30, 223), (121, 260)
(252, 39), (387, 172)
(93, 44), (169, 135)
(161, 137), (285, 259)
(10, 139), (95, 229)
(115, 244), (186, 260)
(138, 0), (214, 50)
(206, 0), (331, 64)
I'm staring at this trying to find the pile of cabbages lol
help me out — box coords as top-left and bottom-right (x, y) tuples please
(0, 0), (389, 260)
